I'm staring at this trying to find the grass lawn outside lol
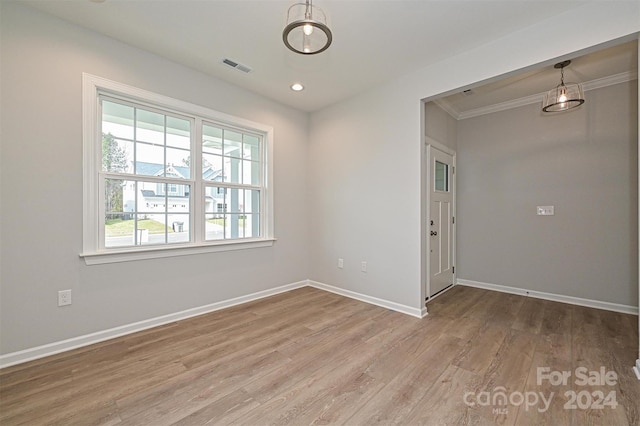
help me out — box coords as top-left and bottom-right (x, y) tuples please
(207, 218), (246, 227)
(105, 218), (173, 237)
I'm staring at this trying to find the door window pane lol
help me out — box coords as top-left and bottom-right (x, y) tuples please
(435, 160), (449, 192)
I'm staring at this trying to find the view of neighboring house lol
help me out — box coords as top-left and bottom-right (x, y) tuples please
(123, 161), (226, 225)
(122, 162), (229, 231)
(114, 161), (256, 246)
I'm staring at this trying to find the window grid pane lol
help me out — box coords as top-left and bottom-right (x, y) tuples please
(202, 123), (262, 187)
(103, 178), (191, 248)
(204, 184), (260, 241)
(201, 122), (262, 242)
(99, 93), (265, 251)
(102, 98), (192, 181)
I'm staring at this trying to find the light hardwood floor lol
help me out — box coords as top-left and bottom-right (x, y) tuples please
(1, 285), (638, 425)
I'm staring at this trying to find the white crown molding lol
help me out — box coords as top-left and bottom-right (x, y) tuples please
(582, 70), (638, 91)
(450, 70), (638, 120)
(458, 93), (544, 120)
(433, 98), (461, 120)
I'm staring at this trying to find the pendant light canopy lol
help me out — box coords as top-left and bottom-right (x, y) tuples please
(542, 60), (585, 113)
(283, 0), (332, 55)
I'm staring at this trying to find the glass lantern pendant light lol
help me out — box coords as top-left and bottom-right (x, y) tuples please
(542, 60), (585, 113)
(283, 0), (332, 55)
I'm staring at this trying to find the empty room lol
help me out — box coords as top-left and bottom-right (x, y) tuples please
(1, 1), (639, 425)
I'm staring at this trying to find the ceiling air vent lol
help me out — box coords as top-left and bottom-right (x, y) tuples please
(222, 58), (252, 74)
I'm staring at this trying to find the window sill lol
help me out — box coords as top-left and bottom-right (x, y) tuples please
(80, 238), (276, 265)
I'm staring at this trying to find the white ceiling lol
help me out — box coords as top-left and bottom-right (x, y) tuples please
(22, 0), (633, 113)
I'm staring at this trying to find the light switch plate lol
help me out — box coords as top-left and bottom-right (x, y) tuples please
(537, 206), (554, 216)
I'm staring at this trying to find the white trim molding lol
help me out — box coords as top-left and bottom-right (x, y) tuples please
(439, 70), (638, 120)
(81, 73), (275, 264)
(7, 277), (633, 369)
(458, 279), (639, 315)
(80, 238), (276, 265)
(0, 280), (426, 369)
(633, 359), (640, 380)
(308, 280), (426, 319)
(0, 280), (308, 369)
(433, 98), (459, 120)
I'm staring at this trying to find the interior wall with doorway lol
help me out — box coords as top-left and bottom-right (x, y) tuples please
(454, 80), (638, 307)
(423, 102), (458, 300)
(425, 102), (458, 151)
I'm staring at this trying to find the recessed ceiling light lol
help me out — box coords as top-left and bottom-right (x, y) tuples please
(291, 83), (304, 92)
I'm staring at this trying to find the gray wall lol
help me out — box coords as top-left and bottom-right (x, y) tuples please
(457, 81), (638, 306)
(425, 102), (457, 150)
(0, 3), (309, 354)
(308, 2), (638, 309)
(308, 80), (423, 309)
(1, 0), (638, 358)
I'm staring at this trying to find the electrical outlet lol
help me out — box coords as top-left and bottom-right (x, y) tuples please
(58, 289), (72, 306)
(361, 261), (367, 273)
(338, 258), (344, 269)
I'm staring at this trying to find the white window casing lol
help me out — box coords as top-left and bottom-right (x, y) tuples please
(81, 73), (274, 265)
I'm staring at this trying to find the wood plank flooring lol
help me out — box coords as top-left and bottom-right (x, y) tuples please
(1, 285), (638, 425)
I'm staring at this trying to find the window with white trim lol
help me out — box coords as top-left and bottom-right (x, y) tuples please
(82, 74), (274, 263)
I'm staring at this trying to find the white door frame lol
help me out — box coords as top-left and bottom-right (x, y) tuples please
(424, 137), (457, 303)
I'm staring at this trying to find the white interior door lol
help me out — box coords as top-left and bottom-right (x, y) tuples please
(428, 146), (454, 297)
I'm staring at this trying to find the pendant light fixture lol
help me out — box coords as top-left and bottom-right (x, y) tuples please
(542, 60), (585, 113)
(283, 0), (332, 55)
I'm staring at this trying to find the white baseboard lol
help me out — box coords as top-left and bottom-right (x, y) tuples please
(12, 277), (630, 369)
(0, 280), (308, 369)
(0, 279), (424, 369)
(457, 279), (638, 315)
(308, 280), (426, 319)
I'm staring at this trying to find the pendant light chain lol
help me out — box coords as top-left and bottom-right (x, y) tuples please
(305, 0), (312, 19)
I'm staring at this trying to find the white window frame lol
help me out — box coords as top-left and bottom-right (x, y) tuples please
(80, 74), (274, 265)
